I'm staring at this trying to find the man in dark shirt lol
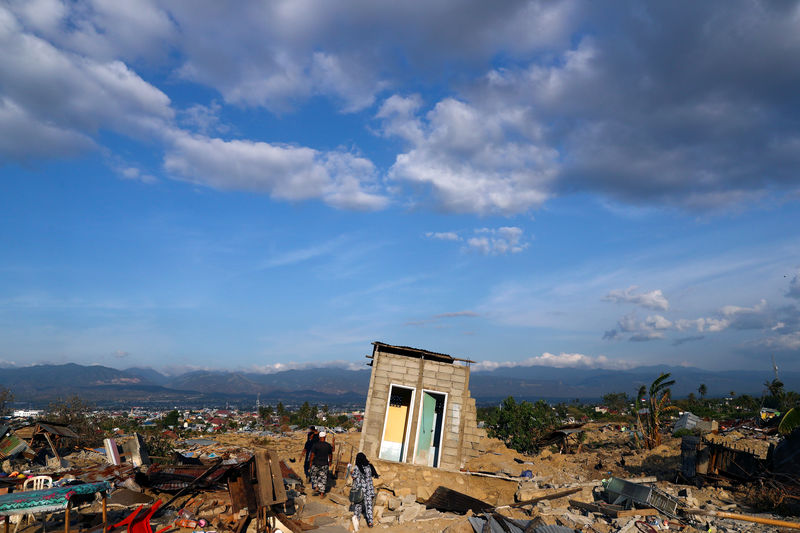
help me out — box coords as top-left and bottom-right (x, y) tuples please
(299, 426), (318, 481)
(308, 431), (333, 496)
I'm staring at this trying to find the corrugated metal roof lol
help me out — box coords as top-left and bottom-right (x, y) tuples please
(372, 341), (475, 364)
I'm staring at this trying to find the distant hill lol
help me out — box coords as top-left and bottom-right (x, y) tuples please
(1, 361), (795, 408)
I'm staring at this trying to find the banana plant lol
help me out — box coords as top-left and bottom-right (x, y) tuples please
(642, 372), (678, 449)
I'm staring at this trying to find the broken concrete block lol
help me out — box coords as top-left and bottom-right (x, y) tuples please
(398, 503), (422, 523)
(375, 491), (389, 507)
(387, 496), (402, 511)
(47, 456), (71, 470)
(401, 493), (416, 506)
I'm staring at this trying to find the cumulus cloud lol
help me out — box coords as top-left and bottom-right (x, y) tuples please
(379, 95), (558, 214)
(604, 286), (669, 311)
(163, 132), (388, 211)
(609, 277), (800, 348)
(425, 227), (529, 255)
(6, 1), (800, 215)
(165, 1), (574, 113)
(474, 351), (632, 371)
(466, 227), (528, 255)
(787, 271), (800, 300)
(0, 4), (173, 161)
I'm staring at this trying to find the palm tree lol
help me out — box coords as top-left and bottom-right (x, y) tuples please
(698, 384), (707, 400)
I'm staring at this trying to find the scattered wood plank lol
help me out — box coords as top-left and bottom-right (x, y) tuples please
(268, 451), (288, 503)
(505, 487), (582, 508)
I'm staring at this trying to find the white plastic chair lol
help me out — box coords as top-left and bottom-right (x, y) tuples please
(23, 475), (53, 491)
(13, 476), (54, 532)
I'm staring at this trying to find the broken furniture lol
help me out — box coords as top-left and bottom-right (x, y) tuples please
(14, 422), (79, 464)
(603, 477), (679, 517)
(14, 476), (53, 533)
(0, 481), (110, 533)
(111, 499), (170, 533)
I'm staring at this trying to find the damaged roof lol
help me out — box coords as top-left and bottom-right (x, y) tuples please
(372, 341), (475, 364)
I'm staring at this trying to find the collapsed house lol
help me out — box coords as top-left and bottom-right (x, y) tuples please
(359, 341), (484, 470)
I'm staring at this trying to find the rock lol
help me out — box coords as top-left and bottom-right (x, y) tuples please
(442, 519), (474, 533)
(375, 491), (389, 507)
(373, 506), (384, 521)
(326, 492), (349, 506)
(379, 515), (396, 525)
(401, 494), (416, 506)
(416, 484), (432, 500)
(593, 521), (612, 533)
(47, 456), (71, 470)
(560, 511), (593, 527)
(398, 504), (422, 523)
(417, 509), (441, 520)
(396, 487), (413, 497)
(516, 485), (544, 501)
(387, 497), (402, 511)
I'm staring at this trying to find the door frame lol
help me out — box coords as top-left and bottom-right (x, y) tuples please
(412, 388), (448, 467)
(380, 383), (416, 463)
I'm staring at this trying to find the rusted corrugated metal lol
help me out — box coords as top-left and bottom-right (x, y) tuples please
(423, 486), (493, 514)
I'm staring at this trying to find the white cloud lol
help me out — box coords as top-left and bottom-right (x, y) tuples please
(474, 351), (632, 371)
(425, 232), (461, 241)
(380, 96), (558, 214)
(604, 286), (669, 311)
(117, 165), (156, 184)
(788, 270), (800, 300)
(0, 5), (173, 160)
(163, 132), (388, 211)
(248, 359), (365, 374)
(466, 227), (528, 255)
(434, 311), (479, 318)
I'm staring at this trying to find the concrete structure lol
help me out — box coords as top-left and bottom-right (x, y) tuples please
(359, 342), (484, 471)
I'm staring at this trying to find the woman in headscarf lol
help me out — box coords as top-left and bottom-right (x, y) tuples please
(350, 452), (379, 530)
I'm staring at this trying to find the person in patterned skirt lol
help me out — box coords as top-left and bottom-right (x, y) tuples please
(350, 452), (379, 530)
(308, 431), (332, 496)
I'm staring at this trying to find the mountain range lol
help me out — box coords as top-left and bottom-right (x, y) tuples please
(1, 362), (794, 409)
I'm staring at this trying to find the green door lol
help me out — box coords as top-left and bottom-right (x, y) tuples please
(416, 392), (436, 464)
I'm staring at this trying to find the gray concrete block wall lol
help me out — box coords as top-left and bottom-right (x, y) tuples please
(359, 346), (482, 470)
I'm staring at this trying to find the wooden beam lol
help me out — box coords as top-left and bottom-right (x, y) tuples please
(64, 500), (71, 533)
(44, 433), (60, 462)
(504, 487), (582, 508)
(102, 491), (107, 533)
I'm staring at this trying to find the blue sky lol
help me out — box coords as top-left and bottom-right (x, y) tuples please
(2, 0), (800, 374)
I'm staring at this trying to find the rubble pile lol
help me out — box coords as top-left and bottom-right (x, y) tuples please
(0, 417), (798, 532)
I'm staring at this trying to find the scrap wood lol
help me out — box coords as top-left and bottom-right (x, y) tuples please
(568, 499), (658, 518)
(274, 513), (313, 533)
(505, 487), (582, 508)
(151, 459), (224, 518)
(684, 508), (800, 530)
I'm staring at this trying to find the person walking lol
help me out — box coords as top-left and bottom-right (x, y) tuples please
(299, 426), (318, 481)
(308, 431), (333, 497)
(349, 452), (379, 530)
